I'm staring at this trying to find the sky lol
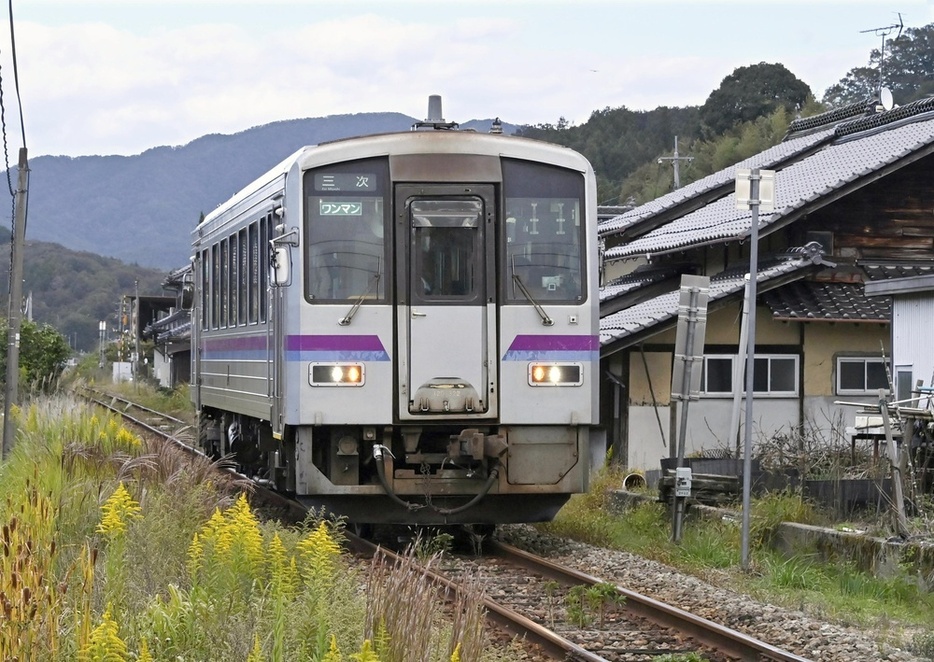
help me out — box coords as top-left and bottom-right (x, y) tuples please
(2, 0), (931, 158)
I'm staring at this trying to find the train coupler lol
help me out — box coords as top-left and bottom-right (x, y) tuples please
(448, 428), (507, 461)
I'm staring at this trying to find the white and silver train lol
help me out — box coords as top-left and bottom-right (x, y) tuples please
(191, 98), (599, 525)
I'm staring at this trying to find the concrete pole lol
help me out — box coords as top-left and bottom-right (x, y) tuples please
(2, 148), (29, 459)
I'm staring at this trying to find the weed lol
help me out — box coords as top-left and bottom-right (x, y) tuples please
(910, 630), (934, 658)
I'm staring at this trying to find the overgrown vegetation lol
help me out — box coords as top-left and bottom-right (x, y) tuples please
(541, 466), (934, 650)
(0, 394), (509, 661)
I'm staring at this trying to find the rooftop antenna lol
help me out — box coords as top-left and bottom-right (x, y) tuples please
(860, 12), (904, 98)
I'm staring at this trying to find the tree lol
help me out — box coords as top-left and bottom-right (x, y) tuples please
(700, 63), (812, 135)
(0, 318), (72, 392)
(824, 23), (934, 107)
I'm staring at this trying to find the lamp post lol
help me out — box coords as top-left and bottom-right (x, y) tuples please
(734, 168), (775, 570)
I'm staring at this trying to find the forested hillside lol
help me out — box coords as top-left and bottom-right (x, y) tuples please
(0, 237), (166, 351)
(520, 23), (934, 206)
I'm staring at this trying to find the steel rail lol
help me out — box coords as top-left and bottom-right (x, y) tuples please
(490, 540), (813, 662)
(343, 533), (610, 662)
(74, 385), (306, 519)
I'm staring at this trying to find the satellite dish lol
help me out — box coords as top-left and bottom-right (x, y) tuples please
(880, 87), (894, 111)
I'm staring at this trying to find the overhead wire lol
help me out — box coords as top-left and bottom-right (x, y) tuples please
(2, 0), (26, 302)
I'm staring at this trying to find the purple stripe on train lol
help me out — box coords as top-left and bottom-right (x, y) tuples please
(201, 335), (269, 360)
(285, 335), (390, 362)
(502, 334), (599, 362)
(201, 334), (391, 362)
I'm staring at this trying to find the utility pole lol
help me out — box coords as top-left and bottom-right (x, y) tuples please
(657, 136), (693, 190)
(3, 148), (29, 459)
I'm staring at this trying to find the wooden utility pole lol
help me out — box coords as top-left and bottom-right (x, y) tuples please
(3, 147), (29, 459)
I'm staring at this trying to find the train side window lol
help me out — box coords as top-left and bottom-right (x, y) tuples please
(229, 233), (239, 327)
(248, 222), (259, 324)
(211, 243), (221, 330)
(201, 249), (210, 330)
(502, 159), (585, 303)
(238, 228), (248, 325)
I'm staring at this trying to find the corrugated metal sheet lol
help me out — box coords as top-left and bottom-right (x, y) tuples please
(892, 292), (934, 387)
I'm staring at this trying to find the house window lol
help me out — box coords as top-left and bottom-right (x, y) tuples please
(836, 357), (889, 395)
(701, 354), (799, 396)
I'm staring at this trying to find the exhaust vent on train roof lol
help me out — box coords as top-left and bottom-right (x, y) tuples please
(412, 94), (459, 131)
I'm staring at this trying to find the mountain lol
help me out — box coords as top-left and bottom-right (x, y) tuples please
(4, 113), (513, 270)
(0, 237), (167, 351)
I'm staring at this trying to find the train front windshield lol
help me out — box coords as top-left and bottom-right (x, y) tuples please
(304, 158), (391, 302)
(502, 159), (585, 302)
(302, 156), (586, 304)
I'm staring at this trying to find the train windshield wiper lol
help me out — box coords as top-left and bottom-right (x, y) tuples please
(511, 272), (554, 327)
(339, 262), (381, 326)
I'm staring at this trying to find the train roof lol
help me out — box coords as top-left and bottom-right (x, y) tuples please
(196, 129), (593, 234)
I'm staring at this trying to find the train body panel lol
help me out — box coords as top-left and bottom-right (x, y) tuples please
(191, 107), (598, 525)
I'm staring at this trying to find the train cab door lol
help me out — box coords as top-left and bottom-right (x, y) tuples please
(395, 184), (498, 420)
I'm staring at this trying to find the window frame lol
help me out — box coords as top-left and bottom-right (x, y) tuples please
(835, 356), (890, 396)
(700, 353), (800, 397)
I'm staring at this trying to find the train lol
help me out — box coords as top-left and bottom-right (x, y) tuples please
(190, 97), (599, 525)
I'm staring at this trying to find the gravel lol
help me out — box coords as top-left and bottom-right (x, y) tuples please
(495, 524), (929, 662)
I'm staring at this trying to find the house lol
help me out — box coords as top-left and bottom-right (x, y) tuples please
(865, 269), (934, 404)
(141, 265), (192, 388)
(599, 97), (934, 472)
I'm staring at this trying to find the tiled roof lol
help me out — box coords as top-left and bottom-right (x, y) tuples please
(162, 264), (192, 288)
(600, 247), (824, 352)
(597, 128), (834, 238)
(785, 100), (877, 137)
(600, 264), (684, 304)
(144, 309), (192, 343)
(862, 261), (934, 280)
(604, 113), (934, 261)
(760, 281), (890, 322)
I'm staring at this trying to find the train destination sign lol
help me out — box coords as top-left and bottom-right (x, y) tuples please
(315, 173), (377, 191)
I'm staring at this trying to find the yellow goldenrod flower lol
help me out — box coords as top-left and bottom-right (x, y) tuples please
(321, 634), (343, 662)
(267, 532), (298, 598)
(138, 638), (153, 662)
(115, 427), (142, 449)
(97, 483), (142, 537)
(246, 633), (264, 662)
(297, 522), (341, 584)
(78, 606), (128, 661)
(450, 643), (462, 662)
(349, 639), (378, 662)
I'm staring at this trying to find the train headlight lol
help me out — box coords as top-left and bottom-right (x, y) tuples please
(310, 362), (365, 386)
(528, 362), (583, 386)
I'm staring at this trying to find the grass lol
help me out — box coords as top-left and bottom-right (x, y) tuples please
(542, 466), (934, 653)
(0, 392), (516, 661)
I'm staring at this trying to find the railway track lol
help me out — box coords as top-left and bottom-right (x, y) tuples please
(74, 385), (307, 519)
(344, 531), (812, 662)
(77, 386), (812, 662)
